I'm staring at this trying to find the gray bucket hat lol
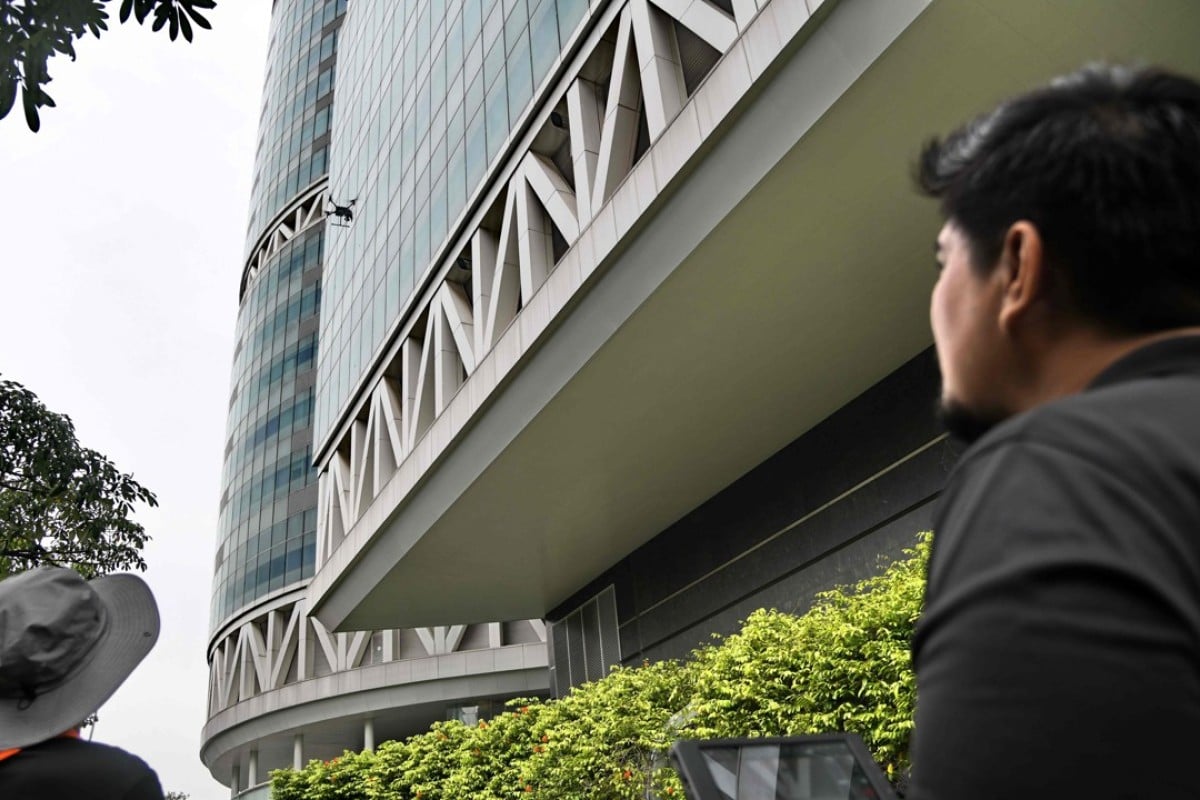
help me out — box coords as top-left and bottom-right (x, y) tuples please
(0, 566), (159, 749)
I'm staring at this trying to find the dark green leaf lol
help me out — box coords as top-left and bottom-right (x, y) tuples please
(21, 85), (39, 132)
(182, 3), (212, 31)
(0, 79), (15, 120)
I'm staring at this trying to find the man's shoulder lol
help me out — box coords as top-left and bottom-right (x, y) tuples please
(64, 737), (155, 768)
(962, 371), (1200, 474)
(11, 737), (162, 796)
(930, 370), (1200, 599)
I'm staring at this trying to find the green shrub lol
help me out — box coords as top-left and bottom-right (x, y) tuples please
(522, 659), (692, 799)
(684, 534), (929, 778)
(270, 534), (929, 799)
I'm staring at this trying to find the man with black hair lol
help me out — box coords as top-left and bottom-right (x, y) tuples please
(910, 64), (1200, 799)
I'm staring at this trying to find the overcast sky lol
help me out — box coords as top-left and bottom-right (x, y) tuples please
(0, 4), (272, 797)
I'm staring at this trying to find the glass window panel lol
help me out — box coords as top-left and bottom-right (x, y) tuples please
(447, 65), (464, 113)
(416, 81), (431, 135)
(464, 0), (483, 41)
(399, 236), (415, 303)
(431, 51), (447, 106)
(507, 33), (533, 119)
(447, 105), (465, 158)
(503, 0), (528, 53)
(415, 204), (431, 270)
(430, 173), (448, 249)
(431, 131), (447, 181)
(556, 0), (586, 42)
(464, 66), (484, 116)
(485, 79), (508, 160)
(464, 33), (483, 84)
(483, 38), (505, 87)
(447, 143), (466, 218)
(446, 14), (464, 69)
(482, 2), (503, 49)
(530, 0), (559, 83)
(465, 109), (487, 191)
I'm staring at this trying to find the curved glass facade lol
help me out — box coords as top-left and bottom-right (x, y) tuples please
(314, 0), (590, 441)
(211, 0), (346, 628)
(245, 0), (345, 247)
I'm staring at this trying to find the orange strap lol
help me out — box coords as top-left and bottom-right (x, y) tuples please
(0, 729), (80, 763)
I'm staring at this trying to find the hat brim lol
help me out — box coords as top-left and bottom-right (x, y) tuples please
(0, 573), (160, 749)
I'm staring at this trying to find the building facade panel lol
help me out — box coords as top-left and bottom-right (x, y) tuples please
(315, 0), (594, 440)
(206, 0), (551, 794)
(549, 350), (952, 677)
(245, 0), (346, 247)
(212, 0), (346, 633)
(298, 0), (1200, 719)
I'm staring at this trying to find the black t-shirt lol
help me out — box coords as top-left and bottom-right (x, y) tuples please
(909, 336), (1200, 799)
(0, 737), (164, 800)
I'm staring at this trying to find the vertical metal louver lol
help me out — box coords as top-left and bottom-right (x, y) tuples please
(548, 585), (620, 696)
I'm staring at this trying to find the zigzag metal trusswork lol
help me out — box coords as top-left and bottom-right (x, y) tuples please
(317, 0), (758, 562)
(207, 596), (548, 715)
(240, 183), (330, 299)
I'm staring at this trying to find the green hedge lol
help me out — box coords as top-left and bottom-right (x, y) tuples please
(271, 534), (929, 799)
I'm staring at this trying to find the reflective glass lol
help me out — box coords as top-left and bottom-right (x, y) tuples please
(315, 0), (596, 443)
(211, 0), (345, 629)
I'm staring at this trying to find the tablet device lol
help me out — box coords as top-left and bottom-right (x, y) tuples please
(670, 733), (899, 800)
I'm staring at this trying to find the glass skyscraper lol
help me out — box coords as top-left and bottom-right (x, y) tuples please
(208, 0), (1200, 795)
(204, 0), (549, 794)
(210, 0), (341, 630)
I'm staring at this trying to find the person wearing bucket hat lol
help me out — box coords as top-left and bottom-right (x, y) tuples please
(0, 566), (164, 799)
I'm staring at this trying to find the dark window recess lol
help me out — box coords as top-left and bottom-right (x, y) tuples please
(549, 585), (620, 696)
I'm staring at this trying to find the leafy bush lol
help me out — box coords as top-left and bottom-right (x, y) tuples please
(522, 659), (692, 799)
(271, 535), (929, 799)
(686, 535), (929, 777)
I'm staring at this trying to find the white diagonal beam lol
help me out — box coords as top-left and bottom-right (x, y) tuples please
(410, 309), (440, 443)
(483, 181), (523, 348)
(631, 0), (687, 139)
(267, 603), (303, 690)
(567, 78), (603, 226)
(471, 229), (500, 357)
(372, 377), (406, 483)
(444, 624), (467, 653)
(593, 7), (642, 211)
(438, 282), (477, 375)
(524, 152), (580, 243)
(516, 178), (555, 301)
(651, 0), (737, 51)
(351, 417), (374, 518)
(401, 336), (423, 451)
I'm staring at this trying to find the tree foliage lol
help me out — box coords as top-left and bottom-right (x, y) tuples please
(0, 0), (216, 131)
(685, 538), (928, 777)
(0, 377), (157, 578)
(271, 536), (930, 799)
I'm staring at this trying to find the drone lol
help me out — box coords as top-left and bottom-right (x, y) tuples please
(326, 198), (357, 227)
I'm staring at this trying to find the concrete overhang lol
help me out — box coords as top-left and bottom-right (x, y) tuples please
(310, 0), (1200, 631)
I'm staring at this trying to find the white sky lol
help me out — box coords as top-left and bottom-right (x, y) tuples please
(0, 4), (272, 798)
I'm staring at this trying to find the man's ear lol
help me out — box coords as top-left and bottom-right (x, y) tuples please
(997, 220), (1048, 334)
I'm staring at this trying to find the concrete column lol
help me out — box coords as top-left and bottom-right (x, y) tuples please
(293, 733), (304, 770)
(247, 749), (259, 787)
(230, 763), (240, 797)
(364, 718), (375, 752)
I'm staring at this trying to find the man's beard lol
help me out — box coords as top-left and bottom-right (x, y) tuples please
(936, 397), (1006, 445)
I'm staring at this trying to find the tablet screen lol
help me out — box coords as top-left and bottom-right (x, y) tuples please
(695, 740), (887, 800)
